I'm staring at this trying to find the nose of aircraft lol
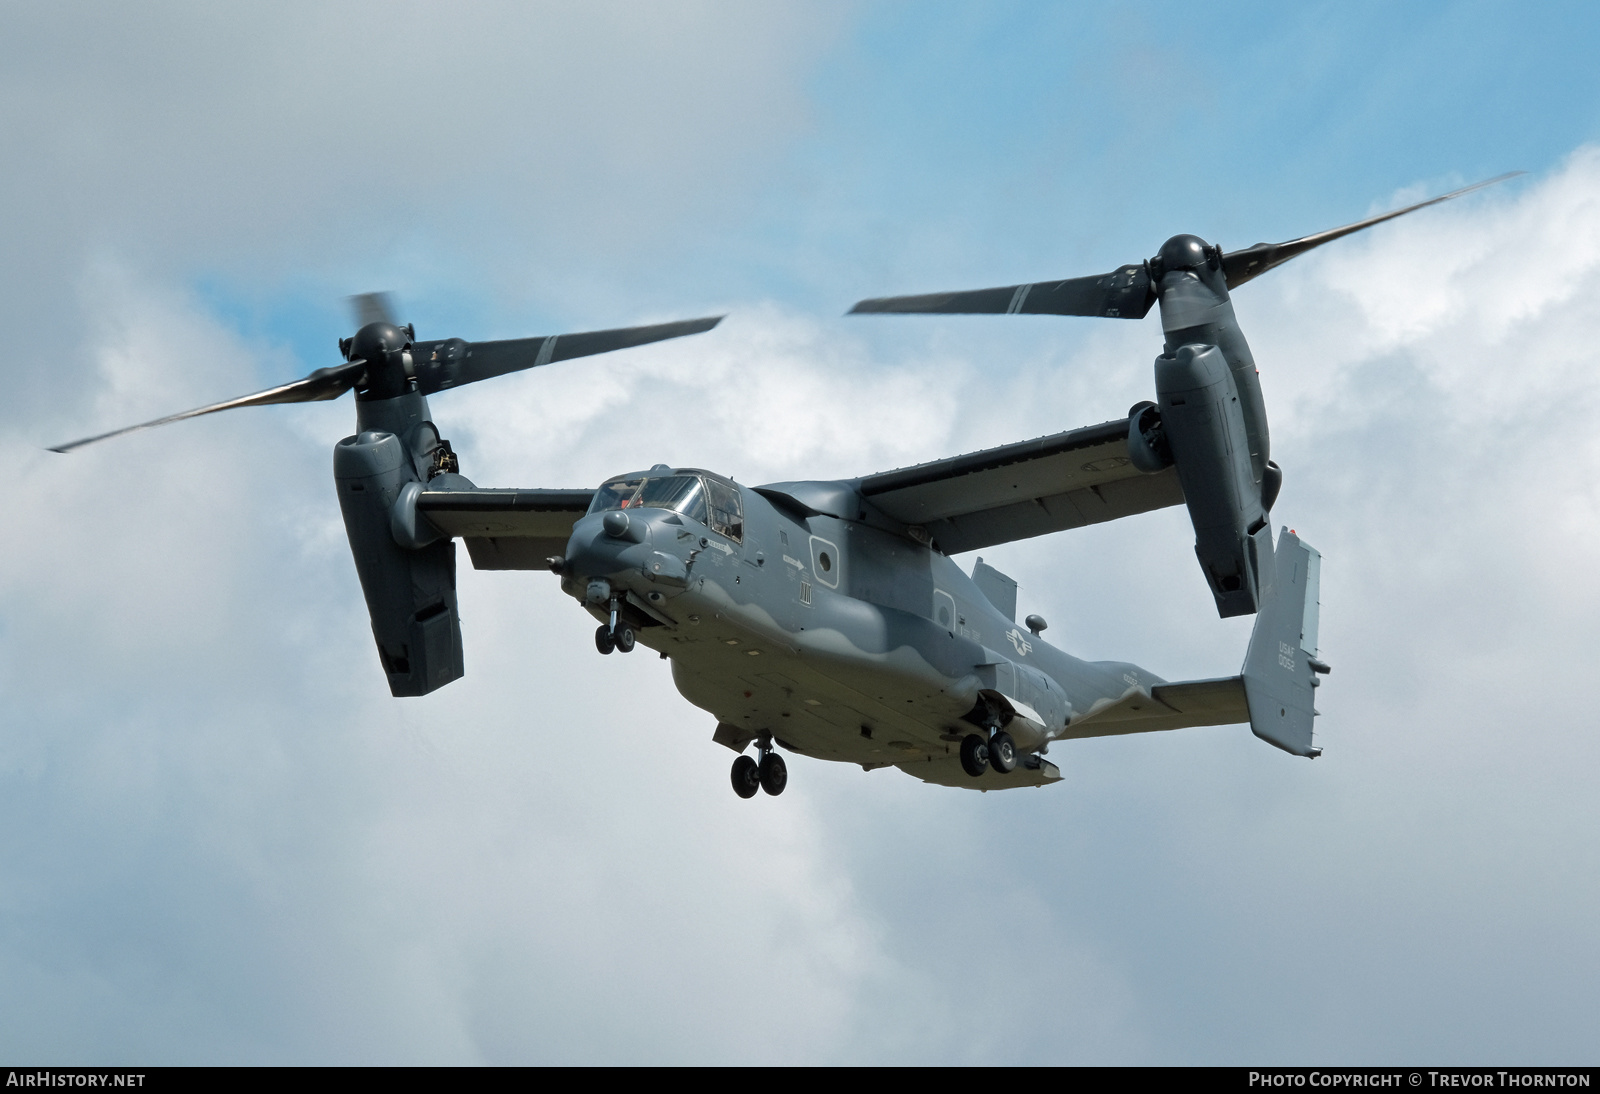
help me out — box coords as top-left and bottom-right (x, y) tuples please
(563, 509), (693, 593)
(566, 511), (647, 575)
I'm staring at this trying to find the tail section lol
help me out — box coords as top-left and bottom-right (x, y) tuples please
(1242, 528), (1327, 756)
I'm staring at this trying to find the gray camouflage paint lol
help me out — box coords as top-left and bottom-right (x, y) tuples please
(557, 471), (1317, 791)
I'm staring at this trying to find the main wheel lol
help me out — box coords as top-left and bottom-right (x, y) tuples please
(989, 730), (1018, 774)
(759, 752), (788, 796)
(959, 733), (990, 778)
(614, 624), (636, 653)
(731, 754), (761, 799)
(595, 624), (615, 655)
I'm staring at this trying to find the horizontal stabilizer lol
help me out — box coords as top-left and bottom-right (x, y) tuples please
(1048, 530), (1324, 756)
(1057, 676), (1249, 740)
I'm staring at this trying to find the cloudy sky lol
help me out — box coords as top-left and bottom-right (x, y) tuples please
(2, 0), (1598, 1064)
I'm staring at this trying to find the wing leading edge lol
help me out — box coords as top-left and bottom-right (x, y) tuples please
(854, 418), (1184, 555)
(411, 418), (1186, 567)
(415, 487), (595, 570)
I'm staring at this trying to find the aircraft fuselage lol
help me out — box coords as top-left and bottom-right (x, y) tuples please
(560, 473), (1163, 788)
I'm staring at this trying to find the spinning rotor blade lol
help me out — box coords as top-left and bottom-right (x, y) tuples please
(49, 359), (368, 453)
(849, 173), (1521, 318)
(412, 315), (724, 395)
(51, 311), (724, 452)
(849, 265), (1154, 320)
(350, 292), (398, 328)
(1220, 172), (1524, 289)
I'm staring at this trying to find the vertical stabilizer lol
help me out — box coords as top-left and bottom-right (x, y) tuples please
(1241, 528), (1326, 756)
(972, 557), (1019, 621)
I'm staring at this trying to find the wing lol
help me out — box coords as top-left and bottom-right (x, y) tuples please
(1056, 677), (1249, 740)
(855, 418), (1184, 554)
(415, 488), (595, 570)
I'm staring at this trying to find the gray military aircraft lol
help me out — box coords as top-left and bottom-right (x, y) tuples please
(53, 177), (1513, 797)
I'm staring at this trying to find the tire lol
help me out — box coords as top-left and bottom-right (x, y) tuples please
(595, 624), (615, 655)
(759, 752), (788, 796)
(959, 733), (990, 778)
(731, 754), (761, 799)
(614, 625), (636, 654)
(988, 731), (1018, 774)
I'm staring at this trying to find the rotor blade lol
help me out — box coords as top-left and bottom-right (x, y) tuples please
(411, 315), (724, 395)
(349, 292), (398, 328)
(849, 264), (1155, 320)
(1221, 172), (1524, 290)
(50, 359), (367, 453)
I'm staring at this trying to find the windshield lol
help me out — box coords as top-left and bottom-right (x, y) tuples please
(589, 475), (708, 525)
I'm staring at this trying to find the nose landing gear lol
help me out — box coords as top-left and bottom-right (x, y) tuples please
(595, 623), (636, 654)
(731, 754), (760, 798)
(759, 750), (787, 796)
(595, 598), (637, 655)
(730, 740), (788, 799)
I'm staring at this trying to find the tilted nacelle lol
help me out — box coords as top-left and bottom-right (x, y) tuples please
(333, 393), (467, 697)
(1127, 347), (1285, 617)
(1150, 343), (1271, 617)
(1128, 235), (1284, 618)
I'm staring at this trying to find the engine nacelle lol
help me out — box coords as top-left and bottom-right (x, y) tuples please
(1126, 400), (1174, 473)
(334, 429), (464, 696)
(1261, 459), (1283, 511)
(1154, 342), (1271, 618)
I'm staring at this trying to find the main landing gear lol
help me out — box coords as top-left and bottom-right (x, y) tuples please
(731, 742), (787, 799)
(595, 598), (636, 655)
(959, 728), (1019, 779)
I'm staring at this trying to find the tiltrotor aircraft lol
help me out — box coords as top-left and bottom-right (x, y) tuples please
(53, 177), (1512, 798)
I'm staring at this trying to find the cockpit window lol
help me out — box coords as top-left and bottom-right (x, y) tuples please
(705, 479), (743, 542)
(589, 475), (708, 525)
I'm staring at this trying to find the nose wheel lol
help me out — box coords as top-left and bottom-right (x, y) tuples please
(731, 754), (760, 798)
(730, 745), (788, 798)
(595, 598), (636, 655)
(759, 751), (787, 795)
